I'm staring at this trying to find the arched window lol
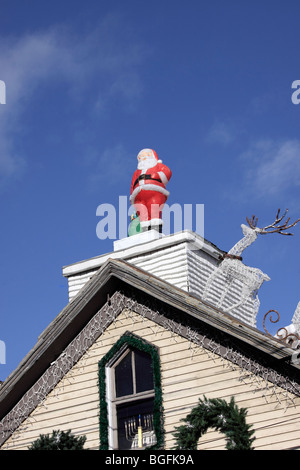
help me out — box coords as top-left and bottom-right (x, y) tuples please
(98, 332), (163, 450)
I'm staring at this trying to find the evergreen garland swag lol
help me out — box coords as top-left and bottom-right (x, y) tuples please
(173, 396), (255, 450)
(98, 332), (164, 450)
(28, 430), (87, 450)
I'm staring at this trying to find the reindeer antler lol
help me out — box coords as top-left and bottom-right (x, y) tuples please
(246, 214), (258, 229)
(246, 209), (300, 236)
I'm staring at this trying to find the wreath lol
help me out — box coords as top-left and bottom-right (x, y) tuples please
(173, 396), (255, 450)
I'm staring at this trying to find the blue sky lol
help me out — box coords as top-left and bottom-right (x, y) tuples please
(1, 0), (300, 381)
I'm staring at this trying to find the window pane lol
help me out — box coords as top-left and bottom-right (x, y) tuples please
(117, 398), (156, 450)
(134, 349), (154, 393)
(115, 351), (133, 397)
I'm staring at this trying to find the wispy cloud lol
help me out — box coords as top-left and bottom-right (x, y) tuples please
(206, 119), (242, 146)
(241, 139), (300, 198)
(0, 15), (147, 186)
(88, 143), (132, 190)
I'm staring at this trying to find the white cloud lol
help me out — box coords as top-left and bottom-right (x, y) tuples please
(241, 139), (300, 197)
(88, 144), (132, 190)
(0, 17), (146, 185)
(206, 119), (242, 145)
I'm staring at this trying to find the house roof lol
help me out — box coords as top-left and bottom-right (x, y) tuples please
(0, 258), (299, 443)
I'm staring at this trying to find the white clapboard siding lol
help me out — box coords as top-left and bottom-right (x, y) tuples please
(66, 241), (190, 300)
(64, 231), (258, 327)
(3, 309), (300, 451)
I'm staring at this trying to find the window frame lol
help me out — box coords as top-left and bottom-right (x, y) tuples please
(98, 332), (164, 450)
(112, 347), (155, 399)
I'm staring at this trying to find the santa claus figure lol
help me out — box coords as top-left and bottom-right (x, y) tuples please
(130, 149), (172, 232)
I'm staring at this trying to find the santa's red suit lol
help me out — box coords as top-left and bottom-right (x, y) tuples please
(130, 149), (172, 231)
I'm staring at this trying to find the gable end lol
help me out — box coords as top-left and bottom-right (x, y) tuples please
(1, 287), (300, 448)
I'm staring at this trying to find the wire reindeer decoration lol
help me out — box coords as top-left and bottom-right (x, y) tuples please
(203, 209), (300, 324)
(263, 302), (300, 349)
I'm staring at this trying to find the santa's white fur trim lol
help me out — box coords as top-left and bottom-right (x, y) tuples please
(140, 218), (163, 227)
(149, 218), (163, 225)
(158, 171), (168, 186)
(157, 159), (162, 163)
(140, 220), (151, 227)
(130, 184), (170, 203)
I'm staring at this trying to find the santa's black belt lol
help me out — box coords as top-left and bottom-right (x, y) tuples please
(133, 174), (162, 188)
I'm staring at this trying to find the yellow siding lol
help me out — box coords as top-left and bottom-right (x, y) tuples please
(2, 308), (300, 450)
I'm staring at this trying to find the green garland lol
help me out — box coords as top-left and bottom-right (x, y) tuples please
(28, 429), (87, 450)
(173, 396), (255, 450)
(98, 332), (164, 450)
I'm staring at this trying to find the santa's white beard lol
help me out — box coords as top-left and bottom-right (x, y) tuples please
(137, 156), (157, 171)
